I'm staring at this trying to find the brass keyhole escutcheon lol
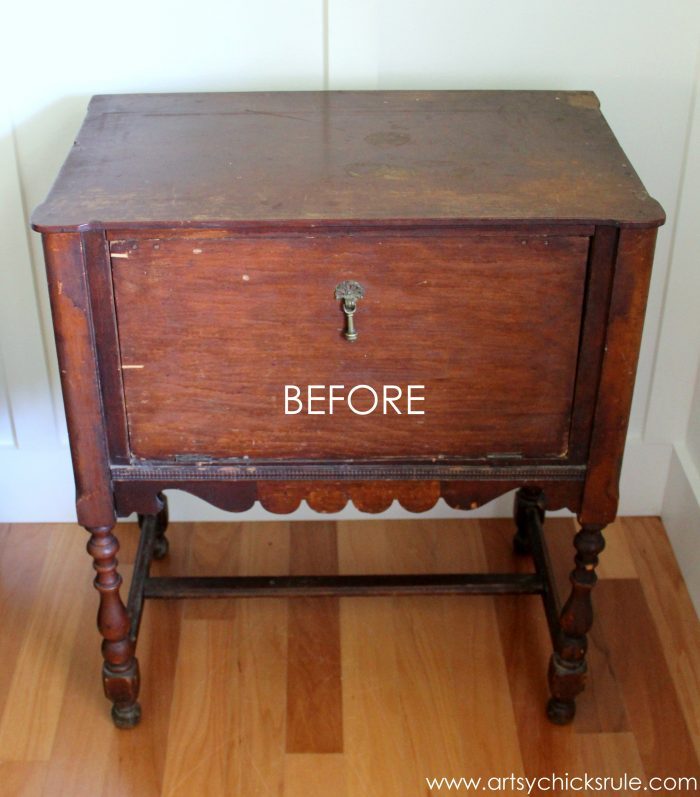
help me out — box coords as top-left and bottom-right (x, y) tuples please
(335, 280), (365, 342)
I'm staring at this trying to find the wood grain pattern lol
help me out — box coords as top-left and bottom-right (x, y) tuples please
(161, 607), (288, 795)
(596, 579), (700, 780)
(339, 520), (525, 792)
(159, 521), (289, 795)
(225, 599), (288, 796)
(83, 230), (130, 463)
(0, 525), (87, 760)
(341, 596), (423, 796)
(566, 225), (618, 462)
(0, 517), (698, 796)
(41, 233), (114, 528)
(113, 478), (585, 519)
(577, 733), (647, 785)
(31, 91), (664, 232)
(160, 620), (236, 796)
(620, 516), (700, 759)
(0, 525), (52, 722)
(111, 232), (588, 460)
(287, 522), (343, 754)
(0, 762), (48, 797)
(283, 754), (347, 797)
(184, 522), (247, 621)
(580, 227), (659, 525)
(185, 521), (290, 619)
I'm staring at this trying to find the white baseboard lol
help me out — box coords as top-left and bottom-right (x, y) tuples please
(0, 435), (673, 523)
(662, 443), (700, 617)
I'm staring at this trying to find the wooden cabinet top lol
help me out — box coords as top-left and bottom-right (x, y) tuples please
(31, 90), (664, 233)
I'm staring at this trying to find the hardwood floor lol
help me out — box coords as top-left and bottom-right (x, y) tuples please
(0, 515), (698, 796)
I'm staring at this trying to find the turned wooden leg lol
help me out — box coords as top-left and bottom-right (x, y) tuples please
(139, 492), (169, 560)
(86, 524), (141, 728)
(513, 486), (544, 555)
(547, 523), (606, 724)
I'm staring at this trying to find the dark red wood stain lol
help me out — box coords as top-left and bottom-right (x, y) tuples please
(32, 91), (664, 232)
(111, 232), (588, 460)
(32, 91), (666, 728)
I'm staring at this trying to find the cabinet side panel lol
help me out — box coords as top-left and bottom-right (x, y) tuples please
(580, 227), (658, 525)
(567, 225), (618, 461)
(42, 233), (115, 527)
(83, 231), (130, 462)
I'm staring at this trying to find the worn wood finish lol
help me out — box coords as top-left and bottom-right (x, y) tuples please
(41, 233), (114, 529)
(83, 230), (130, 464)
(31, 91), (664, 231)
(547, 524), (606, 724)
(566, 225), (619, 462)
(537, 518), (630, 734)
(112, 478), (584, 518)
(142, 572), (546, 598)
(111, 232), (588, 460)
(32, 91), (665, 729)
(42, 232), (138, 727)
(87, 524), (141, 729)
(580, 227), (659, 525)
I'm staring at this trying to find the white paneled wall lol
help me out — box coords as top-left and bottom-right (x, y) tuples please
(1, 1), (699, 539)
(664, 373), (700, 614)
(659, 51), (700, 614)
(0, 366), (14, 448)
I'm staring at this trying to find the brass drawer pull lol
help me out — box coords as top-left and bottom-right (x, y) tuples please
(335, 280), (365, 342)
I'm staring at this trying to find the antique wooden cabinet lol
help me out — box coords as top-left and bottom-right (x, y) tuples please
(32, 91), (664, 728)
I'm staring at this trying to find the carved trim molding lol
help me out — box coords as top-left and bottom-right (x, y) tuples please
(113, 478), (584, 518)
(112, 461), (586, 483)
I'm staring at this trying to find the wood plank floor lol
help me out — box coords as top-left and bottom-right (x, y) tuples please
(0, 516), (698, 796)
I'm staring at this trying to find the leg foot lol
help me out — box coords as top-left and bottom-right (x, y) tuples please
(86, 524), (141, 728)
(546, 697), (576, 725)
(111, 701), (142, 729)
(513, 487), (544, 556)
(546, 523), (605, 724)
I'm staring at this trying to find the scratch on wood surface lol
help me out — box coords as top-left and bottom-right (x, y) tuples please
(111, 252), (129, 259)
(122, 364), (145, 369)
